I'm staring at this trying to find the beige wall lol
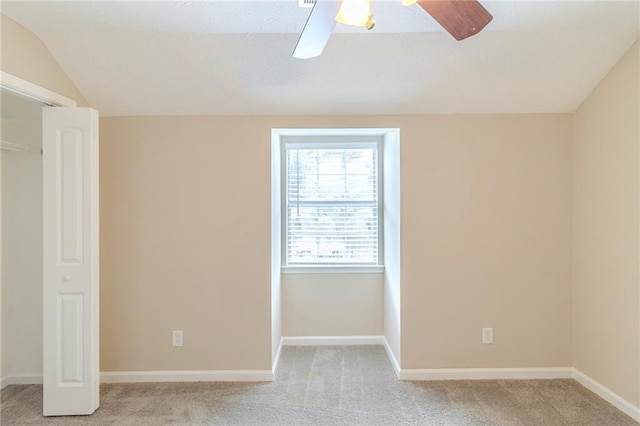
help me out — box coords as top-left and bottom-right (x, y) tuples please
(400, 114), (573, 368)
(0, 14), (88, 106)
(100, 117), (274, 371)
(282, 273), (383, 336)
(100, 114), (573, 372)
(572, 40), (640, 406)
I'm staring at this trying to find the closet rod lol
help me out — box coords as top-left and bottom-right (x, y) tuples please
(0, 140), (42, 155)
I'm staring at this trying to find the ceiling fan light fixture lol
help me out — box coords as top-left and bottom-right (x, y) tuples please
(401, 0), (418, 5)
(336, 0), (372, 27)
(365, 14), (375, 30)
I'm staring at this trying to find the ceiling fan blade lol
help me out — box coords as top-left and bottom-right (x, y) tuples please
(293, 0), (341, 59)
(417, 0), (493, 41)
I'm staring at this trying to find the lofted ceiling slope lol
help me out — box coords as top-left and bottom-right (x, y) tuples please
(1, 0), (639, 117)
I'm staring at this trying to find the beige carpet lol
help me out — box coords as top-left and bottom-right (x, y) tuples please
(1, 345), (636, 425)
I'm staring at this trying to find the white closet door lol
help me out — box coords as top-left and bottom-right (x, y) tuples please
(42, 107), (99, 416)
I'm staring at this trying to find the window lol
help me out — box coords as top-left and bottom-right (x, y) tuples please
(283, 136), (383, 266)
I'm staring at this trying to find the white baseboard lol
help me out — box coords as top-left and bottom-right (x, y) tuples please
(100, 370), (274, 384)
(398, 367), (573, 381)
(272, 338), (284, 375)
(1, 374), (43, 389)
(2, 371), (274, 387)
(572, 368), (640, 422)
(382, 336), (401, 378)
(281, 335), (385, 346)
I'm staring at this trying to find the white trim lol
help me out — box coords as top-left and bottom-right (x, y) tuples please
(398, 367), (573, 381)
(286, 140), (379, 150)
(1, 374), (43, 389)
(281, 265), (384, 274)
(281, 335), (385, 346)
(0, 71), (76, 107)
(100, 370), (274, 384)
(382, 336), (401, 378)
(273, 128), (399, 138)
(572, 368), (640, 422)
(275, 128), (396, 270)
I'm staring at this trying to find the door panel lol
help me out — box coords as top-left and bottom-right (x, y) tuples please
(42, 107), (99, 416)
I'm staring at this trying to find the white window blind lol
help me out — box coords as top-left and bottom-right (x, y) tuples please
(285, 142), (380, 265)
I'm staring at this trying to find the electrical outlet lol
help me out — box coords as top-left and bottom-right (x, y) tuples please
(482, 328), (493, 344)
(172, 330), (183, 347)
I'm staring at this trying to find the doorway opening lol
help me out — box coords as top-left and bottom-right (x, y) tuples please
(1, 89), (47, 387)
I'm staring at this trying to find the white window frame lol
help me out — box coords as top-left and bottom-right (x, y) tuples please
(280, 133), (384, 273)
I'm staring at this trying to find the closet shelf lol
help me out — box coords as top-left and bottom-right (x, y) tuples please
(1, 140), (42, 154)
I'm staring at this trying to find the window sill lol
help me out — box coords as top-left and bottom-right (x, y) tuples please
(281, 265), (385, 275)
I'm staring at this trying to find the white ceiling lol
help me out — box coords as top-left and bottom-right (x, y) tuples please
(2, 1), (639, 116)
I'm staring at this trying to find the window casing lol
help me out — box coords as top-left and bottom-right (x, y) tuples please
(282, 135), (383, 267)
